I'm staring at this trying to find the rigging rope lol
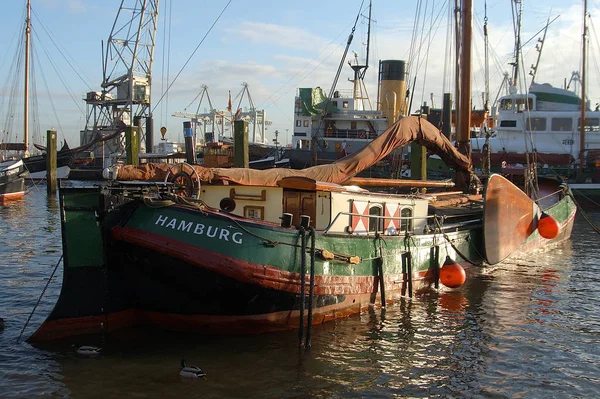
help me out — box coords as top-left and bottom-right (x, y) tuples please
(311, 0), (366, 152)
(152, 0), (233, 112)
(16, 255), (63, 343)
(568, 192), (600, 234)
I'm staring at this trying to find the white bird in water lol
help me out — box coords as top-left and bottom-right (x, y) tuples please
(179, 359), (206, 378)
(72, 344), (101, 356)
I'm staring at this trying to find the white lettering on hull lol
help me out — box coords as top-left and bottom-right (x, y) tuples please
(154, 215), (243, 245)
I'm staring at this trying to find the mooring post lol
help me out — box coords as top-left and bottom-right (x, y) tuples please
(442, 93), (452, 139)
(234, 120), (249, 168)
(46, 129), (57, 195)
(183, 121), (195, 164)
(125, 126), (139, 166)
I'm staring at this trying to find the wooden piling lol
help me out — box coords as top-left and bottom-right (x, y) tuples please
(234, 120), (249, 168)
(125, 126), (139, 166)
(46, 129), (57, 194)
(183, 121), (195, 164)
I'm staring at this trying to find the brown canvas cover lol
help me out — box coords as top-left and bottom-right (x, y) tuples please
(115, 116), (472, 187)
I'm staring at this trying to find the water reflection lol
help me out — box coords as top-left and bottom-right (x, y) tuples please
(1, 191), (599, 397)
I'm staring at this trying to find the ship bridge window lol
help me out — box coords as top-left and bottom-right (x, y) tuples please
(500, 120), (517, 127)
(578, 118), (600, 132)
(551, 118), (573, 131)
(526, 117), (546, 131)
(500, 97), (533, 111)
(400, 207), (413, 232)
(343, 101), (349, 108)
(303, 120), (309, 127)
(500, 99), (513, 110)
(296, 120), (301, 127)
(369, 205), (383, 232)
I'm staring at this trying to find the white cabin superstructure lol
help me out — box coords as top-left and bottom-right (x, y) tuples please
(471, 82), (600, 165)
(291, 59), (408, 158)
(291, 88), (388, 154)
(198, 177), (429, 236)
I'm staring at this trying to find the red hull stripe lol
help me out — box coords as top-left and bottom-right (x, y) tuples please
(112, 226), (430, 296)
(29, 288), (420, 341)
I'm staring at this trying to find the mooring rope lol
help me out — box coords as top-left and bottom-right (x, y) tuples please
(568, 192), (600, 234)
(16, 254), (63, 343)
(433, 217), (483, 266)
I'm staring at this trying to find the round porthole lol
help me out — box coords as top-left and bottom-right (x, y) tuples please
(219, 197), (236, 212)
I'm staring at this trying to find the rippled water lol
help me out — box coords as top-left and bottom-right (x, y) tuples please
(1, 186), (599, 398)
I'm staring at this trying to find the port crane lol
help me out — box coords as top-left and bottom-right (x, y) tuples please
(172, 82), (271, 145)
(81, 0), (159, 156)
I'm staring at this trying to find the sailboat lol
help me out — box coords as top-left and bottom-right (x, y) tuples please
(29, 0), (577, 342)
(0, 0), (33, 201)
(0, 1), (104, 182)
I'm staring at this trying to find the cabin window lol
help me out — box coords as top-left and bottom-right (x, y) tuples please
(244, 206), (264, 220)
(526, 117), (546, 131)
(516, 98), (533, 112)
(400, 208), (413, 232)
(343, 101), (349, 108)
(294, 132), (306, 137)
(332, 101), (338, 107)
(303, 120), (309, 127)
(578, 118), (600, 132)
(296, 120), (301, 127)
(368, 205), (383, 232)
(500, 99), (513, 110)
(500, 120), (517, 127)
(551, 118), (573, 131)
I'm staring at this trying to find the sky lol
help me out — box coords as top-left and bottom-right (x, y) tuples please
(1, 0), (599, 148)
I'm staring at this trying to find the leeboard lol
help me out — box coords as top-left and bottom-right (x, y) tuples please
(483, 174), (538, 265)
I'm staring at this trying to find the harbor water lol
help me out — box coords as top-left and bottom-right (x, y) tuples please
(1, 185), (599, 398)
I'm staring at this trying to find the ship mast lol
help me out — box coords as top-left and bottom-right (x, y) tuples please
(24, 0), (31, 155)
(456, 0), (472, 189)
(579, 0), (587, 176)
(348, 0), (373, 110)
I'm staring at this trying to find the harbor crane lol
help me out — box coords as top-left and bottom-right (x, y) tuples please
(81, 0), (159, 156)
(172, 82), (271, 145)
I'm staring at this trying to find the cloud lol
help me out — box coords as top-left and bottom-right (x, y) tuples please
(224, 21), (329, 51)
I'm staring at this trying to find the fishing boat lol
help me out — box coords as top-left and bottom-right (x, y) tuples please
(28, 0), (577, 343)
(0, 159), (28, 203)
(470, 1), (599, 206)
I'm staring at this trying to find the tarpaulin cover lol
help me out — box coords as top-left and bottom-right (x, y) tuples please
(115, 116), (472, 187)
(299, 87), (339, 116)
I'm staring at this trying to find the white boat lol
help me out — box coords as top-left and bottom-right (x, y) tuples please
(0, 159), (27, 203)
(470, 81), (600, 173)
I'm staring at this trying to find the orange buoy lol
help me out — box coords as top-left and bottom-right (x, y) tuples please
(538, 213), (560, 239)
(439, 256), (466, 288)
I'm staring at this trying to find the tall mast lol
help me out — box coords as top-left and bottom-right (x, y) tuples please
(579, 0), (587, 173)
(455, 0), (473, 190)
(348, 0), (372, 108)
(512, 0), (523, 87)
(457, 0), (472, 155)
(24, 0), (31, 154)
